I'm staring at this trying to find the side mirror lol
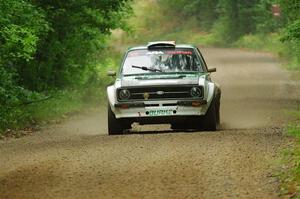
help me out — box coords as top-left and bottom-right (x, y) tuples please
(207, 68), (217, 73)
(107, 70), (116, 77)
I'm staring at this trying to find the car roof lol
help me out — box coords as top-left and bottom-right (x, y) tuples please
(128, 44), (196, 51)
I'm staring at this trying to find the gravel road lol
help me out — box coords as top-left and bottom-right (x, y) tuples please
(0, 48), (299, 199)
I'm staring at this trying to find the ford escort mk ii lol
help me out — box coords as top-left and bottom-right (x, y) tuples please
(107, 41), (221, 135)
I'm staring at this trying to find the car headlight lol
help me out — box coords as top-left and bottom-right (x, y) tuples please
(190, 87), (202, 97)
(118, 89), (131, 100)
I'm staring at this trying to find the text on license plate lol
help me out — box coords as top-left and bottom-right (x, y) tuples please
(148, 110), (173, 116)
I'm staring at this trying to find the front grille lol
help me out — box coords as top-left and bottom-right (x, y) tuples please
(117, 85), (203, 101)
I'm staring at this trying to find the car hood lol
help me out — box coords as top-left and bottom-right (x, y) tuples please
(120, 73), (206, 87)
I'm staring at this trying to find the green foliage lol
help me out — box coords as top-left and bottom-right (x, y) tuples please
(0, 67), (42, 132)
(20, 0), (131, 90)
(131, 0), (292, 45)
(281, 20), (300, 42)
(0, 0), (131, 91)
(279, 119), (300, 197)
(0, 89), (87, 133)
(183, 0), (219, 30)
(24, 90), (85, 124)
(254, 0), (284, 33)
(234, 33), (300, 70)
(288, 124), (300, 138)
(279, 0), (300, 23)
(0, 0), (131, 134)
(280, 20), (300, 69)
(234, 33), (282, 52)
(213, 0), (259, 43)
(0, 0), (49, 64)
(280, 141), (300, 197)
(278, 1), (300, 70)
(117, 0), (216, 46)
(157, 0), (219, 30)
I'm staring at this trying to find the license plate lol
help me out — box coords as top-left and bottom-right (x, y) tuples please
(148, 110), (173, 116)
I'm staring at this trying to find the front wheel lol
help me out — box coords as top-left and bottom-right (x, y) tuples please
(201, 97), (219, 131)
(107, 104), (125, 135)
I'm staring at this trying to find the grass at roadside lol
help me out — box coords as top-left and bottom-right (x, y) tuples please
(0, 88), (102, 138)
(1, 90), (82, 138)
(279, 111), (300, 198)
(233, 34), (300, 70)
(234, 34), (283, 53)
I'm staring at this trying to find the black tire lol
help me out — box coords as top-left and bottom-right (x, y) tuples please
(201, 97), (218, 131)
(215, 93), (221, 129)
(107, 104), (124, 135)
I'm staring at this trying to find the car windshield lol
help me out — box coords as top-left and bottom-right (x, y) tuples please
(121, 49), (204, 76)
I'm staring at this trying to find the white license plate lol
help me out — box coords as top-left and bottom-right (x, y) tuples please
(148, 110), (173, 116)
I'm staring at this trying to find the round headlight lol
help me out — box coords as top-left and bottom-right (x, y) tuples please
(190, 87), (202, 97)
(119, 89), (130, 100)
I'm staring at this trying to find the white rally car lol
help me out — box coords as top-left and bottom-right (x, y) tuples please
(107, 41), (221, 135)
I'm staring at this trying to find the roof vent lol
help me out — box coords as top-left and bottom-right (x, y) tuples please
(147, 41), (176, 50)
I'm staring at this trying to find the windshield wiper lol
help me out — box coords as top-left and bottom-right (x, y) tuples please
(132, 65), (162, 72)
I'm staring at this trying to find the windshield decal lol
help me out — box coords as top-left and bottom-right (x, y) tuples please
(165, 51), (192, 55)
(146, 51), (164, 55)
(128, 50), (193, 57)
(127, 51), (145, 57)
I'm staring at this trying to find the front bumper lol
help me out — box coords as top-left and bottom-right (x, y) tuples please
(113, 100), (209, 119)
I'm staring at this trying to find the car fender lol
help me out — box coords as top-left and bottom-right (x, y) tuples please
(198, 75), (215, 114)
(203, 82), (215, 113)
(107, 85), (117, 112)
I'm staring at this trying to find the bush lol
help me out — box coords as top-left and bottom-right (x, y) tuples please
(0, 67), (42, 132)
(0, 0), (132, 134)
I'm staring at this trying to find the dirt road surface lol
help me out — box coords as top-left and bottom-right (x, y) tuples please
(1, 48), (299, 199)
